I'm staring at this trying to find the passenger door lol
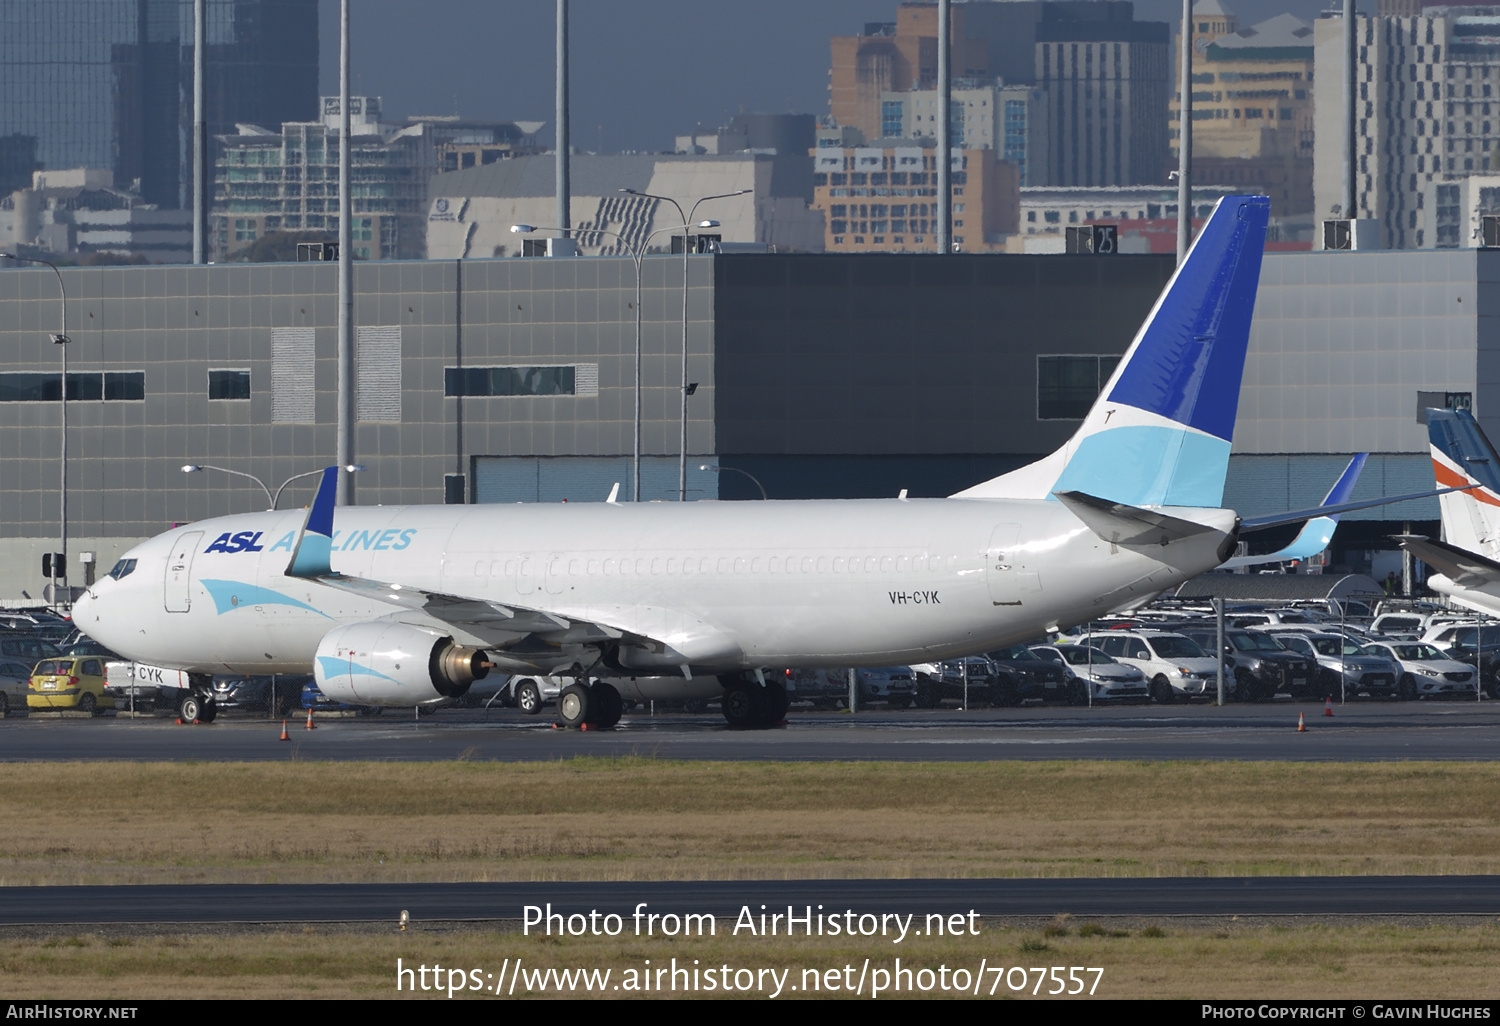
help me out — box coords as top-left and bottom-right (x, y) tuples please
(163, 531), (203, 613)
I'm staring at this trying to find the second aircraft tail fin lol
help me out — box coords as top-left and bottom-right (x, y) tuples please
(1428, 408), (1500, 561)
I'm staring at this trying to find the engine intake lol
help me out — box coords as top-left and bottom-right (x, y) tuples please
(314, 622), (489, 706)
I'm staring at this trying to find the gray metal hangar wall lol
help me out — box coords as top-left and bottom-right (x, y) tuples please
(0, 247), (1490, 601)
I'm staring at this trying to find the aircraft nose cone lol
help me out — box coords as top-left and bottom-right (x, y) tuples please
(71, 589), (95, 625)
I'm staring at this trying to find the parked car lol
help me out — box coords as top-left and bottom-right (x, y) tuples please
(1029, 643), (1147, 702)
(1361, 641), (1478, 700)
(0, 659), (32, 715)
(65, 638), (118, 659)
(783, 667), (914, 708)
(27, 656), (111, 713)
(1077, 630), (1219, 703)
(211, 675), (305, 715)
(855, 666), (917, 707)
(988, 645), (1069, 704)
(1176, 628), (1319, 701)
(0, 636), (60, 665)
(300, 682), (383, 716)
(1426, 624), (1500, 698)
(934, 655), (1005, 706)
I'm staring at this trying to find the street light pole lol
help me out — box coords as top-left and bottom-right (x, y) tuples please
(624, 187), (752, 501)
(511, 220), (715, 502)
(182, 464), (365, 510)
(2, 254), (70, 610)
(699, 463), (767, 500)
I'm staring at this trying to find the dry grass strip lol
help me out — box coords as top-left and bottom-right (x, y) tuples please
(4, 921), (1500, 999)
(2, 759), (1500, 885)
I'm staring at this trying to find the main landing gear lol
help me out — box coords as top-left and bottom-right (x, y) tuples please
(718, 673), (789, 730)
(554, 679), (623, 730)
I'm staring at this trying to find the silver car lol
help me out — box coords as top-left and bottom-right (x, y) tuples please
(1361, 641), (1478, 700)
(0, 659), (31, 715)
(1030, 644), (1148, 702)
(1278, 633), (1400, 700)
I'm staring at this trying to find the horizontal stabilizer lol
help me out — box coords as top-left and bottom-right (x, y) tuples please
(1239, 485), (1477, 533)
(1055, 490), (1216, 547)
(1396, 535), (1500, 588)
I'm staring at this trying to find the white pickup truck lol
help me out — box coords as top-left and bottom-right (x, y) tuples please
(104, 661), (216, 720)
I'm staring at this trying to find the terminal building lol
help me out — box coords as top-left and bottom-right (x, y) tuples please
(0, 246), (1489, 603)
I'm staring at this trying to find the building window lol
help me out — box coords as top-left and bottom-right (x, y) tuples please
(444, 366), (578, 397)
(1037, 355), (1121, 420)
(0, 372), (143, 402)
(208, 369), (250, 400)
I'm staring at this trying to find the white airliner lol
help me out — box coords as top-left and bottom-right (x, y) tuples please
(75, 194), (1436, 729)
(1399, 409), (1500, 618)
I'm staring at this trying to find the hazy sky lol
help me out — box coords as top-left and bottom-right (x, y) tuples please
(317, 0), (1328, 151)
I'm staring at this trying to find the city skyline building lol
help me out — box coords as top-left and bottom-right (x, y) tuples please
(213, 96), (531, 262)
(1315, 5), (1500, 249)
(1035, 5), (1171, 187)
(811, 144), (1019, 252)
(0, 0), (317, 213)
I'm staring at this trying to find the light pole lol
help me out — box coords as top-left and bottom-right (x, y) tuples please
(510, 220), (717, 502)
(699, 463), (767, 500)
(182, 464), (365, 510)
(622, 188), (751, 500)
(2, 254), (70, 610)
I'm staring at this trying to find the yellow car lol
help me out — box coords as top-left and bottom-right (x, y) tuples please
(28, 656), (112, 713)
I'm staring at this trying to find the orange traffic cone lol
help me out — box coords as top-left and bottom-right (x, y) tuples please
(1323, 696), (1334, 717)
(305, 707), (316, 730)
(1297, 712), (1307, 732)
(279, 719), (290, 741)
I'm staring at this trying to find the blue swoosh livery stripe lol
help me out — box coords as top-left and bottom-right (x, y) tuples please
(199, 579), (332, 618)
(316, 655), (404, 687)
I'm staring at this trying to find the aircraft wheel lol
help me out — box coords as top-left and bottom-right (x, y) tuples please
(589, 682), (623, 728)
(198, 699), (217, 723)
(1151, 675), (1175, 705)
(557, 683), (591, 728)
(516, 680), (543, 715)
(763, 678), (790, 722)
(178, 694), (201, 722)
(721, 683), (766, 729)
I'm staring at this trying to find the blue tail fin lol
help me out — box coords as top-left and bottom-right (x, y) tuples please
(955, 195), (1270, 506)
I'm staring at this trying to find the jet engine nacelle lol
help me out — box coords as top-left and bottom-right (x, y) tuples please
(313, 622), (489, 706)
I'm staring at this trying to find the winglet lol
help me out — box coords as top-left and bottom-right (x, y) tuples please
(1324, 452), (1369, 508)
(285, 466), (340, 579)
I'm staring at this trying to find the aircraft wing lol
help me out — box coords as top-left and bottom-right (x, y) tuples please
(1220, 453), (1367, 568)
(1395, 535), (1500, 589)
(281, 468), (683, 671)
(309, 572), (634, 644)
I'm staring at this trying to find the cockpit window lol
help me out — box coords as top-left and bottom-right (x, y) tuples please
(107, 559), (137, 581)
